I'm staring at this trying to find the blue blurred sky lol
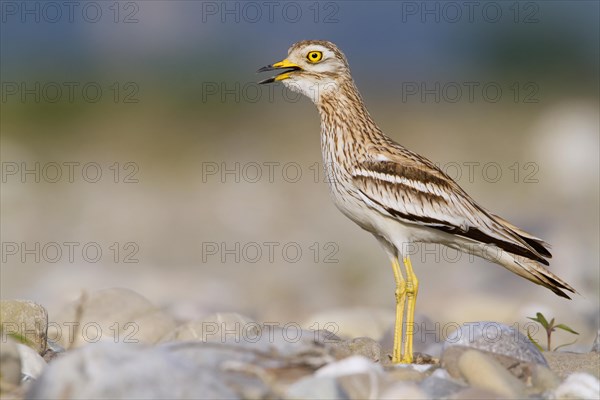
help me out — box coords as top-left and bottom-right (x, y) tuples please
(2, 1), (598, 89)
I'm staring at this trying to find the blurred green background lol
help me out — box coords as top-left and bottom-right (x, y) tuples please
(1, 1), (598, 347)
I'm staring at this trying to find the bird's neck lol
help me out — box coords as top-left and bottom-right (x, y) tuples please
(317, 78), (385, 146)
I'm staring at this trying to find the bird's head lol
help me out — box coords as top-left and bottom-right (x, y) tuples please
(258, 40), (351, 104)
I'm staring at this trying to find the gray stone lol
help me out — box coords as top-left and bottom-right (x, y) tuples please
(316, 355), (383, 378)
(0, 300), (48, 354)
(553, 372), (600, 399)
(0, 338), (21, 391)
(442, 345), (540, 383)
(419, 375), (465, 399)
(592, 329), (600, 353)
(50, 288), (176, 349)
(285, 375), (346, 399)
(27, 342), (240, 399)
(337, 373), (385, 400)
(456, 349), (527, 399)
(443, 321), (547, 366)
(16, 344), (46, 381)
(544, 351), (600, 379)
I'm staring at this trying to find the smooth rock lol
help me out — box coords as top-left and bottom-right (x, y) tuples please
(379, 381), (427, 399)
(457, 349), (527, 399)
(531, 364), (561, 393)
(329, 337), (381, 362)
(50, 288), (176, 349)
(337, 373), (385, 400)
(553, 372), (600, 399)
(0, 338), (21, 390)
(0, 300), (48, 354)
(161, 312), (259, 343)
(316, 355), (383, 378)
(442, 345), (538, 383)
(27, 342), (239, 399)
(303, 307), (394, 341)
(419, 375), (465, 399)
(443, 321), (547, 366)
(544, 351), (600, 379)
(386, 365), (427, 382)
(16, 344), (46, 381)
(285, 375), (346, 400)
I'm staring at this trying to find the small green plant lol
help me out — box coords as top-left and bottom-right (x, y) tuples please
(527, 312), (579, 351)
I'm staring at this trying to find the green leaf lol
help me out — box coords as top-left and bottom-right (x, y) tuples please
(527, 328), (544, 352)
(554, 338), (578, 351)
(555, 324), (579, 335)
(536, 312), (549, 328)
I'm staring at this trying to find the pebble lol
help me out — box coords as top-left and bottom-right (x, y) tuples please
(419, 375), (466, 398)
(553, 372), (600, 399)
(0, 300), (48, 354)
(531, 364), (561, 393)
(285, 375), (346, 399)
(0, 338), (21, 391)
(4, 294), (597, 400)
(379, 381), (428, 399)
(50, 288), (176, 349)
(443, 321), (547, 366)
(16, 344), (46, 382)
(316, 355), (383, 378)
(456, 349), (527, 399)
(27, 342), (241, 399)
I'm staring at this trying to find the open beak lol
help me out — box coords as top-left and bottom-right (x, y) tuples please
(257, 59), (302, 84)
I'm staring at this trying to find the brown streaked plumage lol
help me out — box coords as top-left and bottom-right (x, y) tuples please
(258, 40), (575, 364)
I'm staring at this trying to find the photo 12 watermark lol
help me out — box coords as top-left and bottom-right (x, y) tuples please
(1, 162), (140, 184)
(399, 1), (540, 24)
(1, 1), (140, 24)
(200, 1), (340, 24)
(1, 82), (140, 104)
(201, 241), (340, 264)
(1, 242), (140, 264)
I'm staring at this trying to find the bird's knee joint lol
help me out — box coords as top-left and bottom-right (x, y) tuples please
(406, 280), (419, 296)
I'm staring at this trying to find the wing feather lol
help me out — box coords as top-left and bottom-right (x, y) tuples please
(351, 154), (550, 265)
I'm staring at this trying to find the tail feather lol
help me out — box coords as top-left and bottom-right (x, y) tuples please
(511, 257), (575, 299)
(474, 239), (576, 299)
(491, 213), (552, 258)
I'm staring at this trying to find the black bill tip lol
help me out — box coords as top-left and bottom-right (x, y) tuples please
(258, 76), (276, 85)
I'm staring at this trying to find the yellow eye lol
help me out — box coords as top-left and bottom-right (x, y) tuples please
(307, 51), (323, 63)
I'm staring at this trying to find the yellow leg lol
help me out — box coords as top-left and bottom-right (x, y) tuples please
(391, 257), (406, 363)
(401, 255), (419, 363)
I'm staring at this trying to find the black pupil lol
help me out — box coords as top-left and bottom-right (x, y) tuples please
(312, 53), (317, 58)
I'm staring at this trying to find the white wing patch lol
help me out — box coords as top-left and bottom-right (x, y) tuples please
(352, 168), (453, 202)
